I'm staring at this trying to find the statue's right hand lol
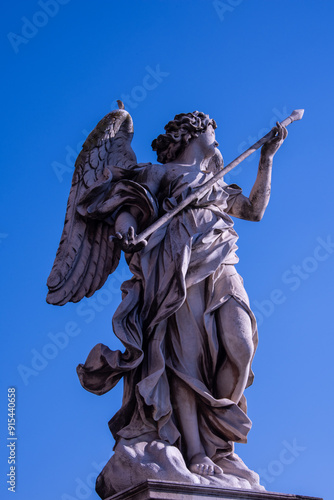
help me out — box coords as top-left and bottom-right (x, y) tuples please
(261, 122), (288, 158)
(114, 226), (147, 253)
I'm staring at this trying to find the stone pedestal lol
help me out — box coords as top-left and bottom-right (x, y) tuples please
(106, 480), (323, 500)
(96, 441), (266, 497)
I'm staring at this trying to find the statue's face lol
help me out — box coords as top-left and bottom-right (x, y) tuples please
(194, 124), (219, 159)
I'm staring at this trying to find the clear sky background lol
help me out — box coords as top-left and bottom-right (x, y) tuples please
(1, 1), (333, 499)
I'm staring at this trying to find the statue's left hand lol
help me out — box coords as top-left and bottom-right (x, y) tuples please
(261, 122), (288, 158)
(114, 226), (147, 253)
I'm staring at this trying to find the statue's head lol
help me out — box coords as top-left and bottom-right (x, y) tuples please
(152, 111), (217, 164)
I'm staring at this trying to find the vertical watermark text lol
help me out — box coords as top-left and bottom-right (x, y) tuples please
(7, 0), (72, 54)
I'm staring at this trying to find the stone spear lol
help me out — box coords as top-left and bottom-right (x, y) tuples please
(130, 109), (304, 247)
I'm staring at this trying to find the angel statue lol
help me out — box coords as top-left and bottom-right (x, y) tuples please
(47, 101), (288, 497)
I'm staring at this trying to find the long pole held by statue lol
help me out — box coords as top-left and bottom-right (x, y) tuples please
(130, 109), (304, 247)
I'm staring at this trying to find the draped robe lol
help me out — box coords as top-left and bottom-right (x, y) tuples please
(77, 163), (258, 459)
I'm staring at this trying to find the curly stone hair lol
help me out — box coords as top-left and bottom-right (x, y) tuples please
(151, 111), (217, 164)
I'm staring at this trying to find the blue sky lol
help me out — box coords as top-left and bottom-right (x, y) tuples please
(1, 1), (333, 499)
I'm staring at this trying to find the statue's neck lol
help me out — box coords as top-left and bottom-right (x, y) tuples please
(172, 142), (205, 169)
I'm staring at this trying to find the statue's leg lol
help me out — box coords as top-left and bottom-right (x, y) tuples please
(170, 375), (223, 476)
(215, 297), (254, 403)
(167, 280), (224, 476)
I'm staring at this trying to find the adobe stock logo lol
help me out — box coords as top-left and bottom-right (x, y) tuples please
(7, 0), (71, 54)
(252, 235), (334, 327)
(52, 129), (89, 183)
(224, 106), (289, 184)
(17, 266), (129, 386)
(110, 65), (170, 111)
(52, 64), (169, 183)
(257, 439), (307, 488)
(213, 0), (244, 22)
(0, 233), (8, 245)
(61, 459), (109, 500)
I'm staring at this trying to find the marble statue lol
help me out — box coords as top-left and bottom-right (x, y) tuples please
(47, 103), (292, 497)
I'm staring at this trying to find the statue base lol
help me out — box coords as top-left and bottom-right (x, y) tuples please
(106, 480), (323, 500)
(95, 438), (266, 497)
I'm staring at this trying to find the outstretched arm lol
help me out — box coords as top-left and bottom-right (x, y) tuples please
(228, 122), (287, 221)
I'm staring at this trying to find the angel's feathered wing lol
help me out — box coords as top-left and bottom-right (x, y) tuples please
(46, 105), (137, 306)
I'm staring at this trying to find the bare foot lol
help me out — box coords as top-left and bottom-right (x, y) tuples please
(189, 453), (223, 476)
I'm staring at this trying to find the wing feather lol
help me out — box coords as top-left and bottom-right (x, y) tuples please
(47, 181), (86, 291)
(47, 106), (135, 306)
(63, 225), (94, 301)
(87, 223), (114, 297)
(70, 222), (100, 302)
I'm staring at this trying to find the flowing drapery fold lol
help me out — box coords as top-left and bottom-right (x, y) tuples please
(77, 166), (258, 457)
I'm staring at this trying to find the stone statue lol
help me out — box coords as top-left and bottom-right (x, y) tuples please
(47, 103), (291, 497)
